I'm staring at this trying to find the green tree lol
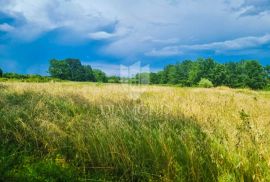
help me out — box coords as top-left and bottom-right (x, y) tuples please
(224, 62), (247, 88)
(83, 65), (95, 81)
(49, 59), (71, 80)
(108, 76), (121, 83)
(175, 60), (193, 86)
(0, 68), (3, 77)
(158, 70), (167, 84)
(156, 71), (164, 84)
(198, 78), (214, 88)
(265, 65), (270, 81)
(65, 59), (85, 81)
(189, 58), (216, 85)
(224, 61), (267, 89)
(167, 65), (178, 84)
(161, 65), (176, 84)
(150, 73), (159, 84)
(211, 64), (227, 86)
(93, 69), (108, 83)
(3, 72), (28, 79)
(49, 59), (96, 82)
(243, 60), (267, 89)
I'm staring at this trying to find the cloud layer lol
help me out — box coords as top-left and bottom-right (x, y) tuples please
(0, 0), (270, 74)
(240, 0), (270, 16)
(147, 34), (270, 56)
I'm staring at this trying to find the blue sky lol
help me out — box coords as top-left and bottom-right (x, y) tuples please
(0, 0), (270, 75)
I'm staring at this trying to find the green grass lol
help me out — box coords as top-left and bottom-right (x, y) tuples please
(0, 82), (270, 181)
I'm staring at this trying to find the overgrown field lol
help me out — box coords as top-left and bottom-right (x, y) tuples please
(0, 82), (270, 181)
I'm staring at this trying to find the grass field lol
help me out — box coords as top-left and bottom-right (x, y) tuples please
(0, 82), (270, 181)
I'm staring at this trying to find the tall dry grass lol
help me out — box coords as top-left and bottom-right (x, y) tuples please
(0, 82), (270, 181)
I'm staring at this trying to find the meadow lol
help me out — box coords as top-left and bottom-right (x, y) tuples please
(0, 82), (270, 181)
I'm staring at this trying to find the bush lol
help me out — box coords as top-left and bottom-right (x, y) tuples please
(263, 84), (270, 91)
(198, 78), (214, 88)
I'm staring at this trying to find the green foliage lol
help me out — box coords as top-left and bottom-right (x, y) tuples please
(243, 60), (267, 89)
(0, 68), (3, 77)
(1, 73), (60, 82)
(175, 60), (193, 86)
(93, 69), (108, 83)
(147, 58), (268, 89)
(211, 64), (227, 86)
(1, 156), (78, 181)
(108, 76), (121, 83)
(224, 62), (245, 88)
(3, 72), (28, 79)
(198, 78), (214, 88)
(166, 65), (178, 84)
(2, 58), (269, 89)
(189, 58), (216, 84)
(49, 58), (97, 82)
(149, 72), (159, 84)
(265, 65), (270, 80)
(223, 61), (267, 89)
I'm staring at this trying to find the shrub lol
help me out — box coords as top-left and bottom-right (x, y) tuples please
(264, 84), (270, 91)
(198, 78), (214, 88)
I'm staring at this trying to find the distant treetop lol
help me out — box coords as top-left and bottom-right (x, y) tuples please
(48, 58), (107, 82)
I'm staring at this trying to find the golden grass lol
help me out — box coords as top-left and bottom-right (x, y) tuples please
(1, 82), (270, 181)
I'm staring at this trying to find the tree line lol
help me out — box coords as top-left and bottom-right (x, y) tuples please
(137, 58), (270, 89)
(48, 59), (108, 82)
(0, 58), (270, 89)
(0, 59), (119, 83)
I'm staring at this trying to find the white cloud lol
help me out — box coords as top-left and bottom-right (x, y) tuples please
(146, 46), (182, 57)
(141, 37), (179, 44)
(146, 34), (270, 56)
(88, 31), (116, 40)
(182, 34), (270, 51)
(88, 26), (131, 40)
(1, 0), (270, 56)
(0, 23), (14, 32)
(239, 0), (270, 16)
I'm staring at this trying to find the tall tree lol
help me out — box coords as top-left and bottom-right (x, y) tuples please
(157, 70), (166, 84)
(108, 76), (121, 83)
(83, 65), (95, 81)
(93, 69), (108, 83)
(265, 65), (270, 81)
(175, 60), (193, 86)
(243, 60), (267, 89)
(167, 65), (178, 84)
(49, 59), (97, 82)
(65, 59), (85, 81)
(161, 65), (176, 84)
(224, 62), (246, 88)
(150, 72), (160, 84)
(0, 68), (2, 77)
(49, 59), (71, 80)
(188, 58), (216, 85)
(211, 64), (227, 86)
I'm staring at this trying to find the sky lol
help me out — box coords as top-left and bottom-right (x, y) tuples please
(0, 0), (270, 75)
